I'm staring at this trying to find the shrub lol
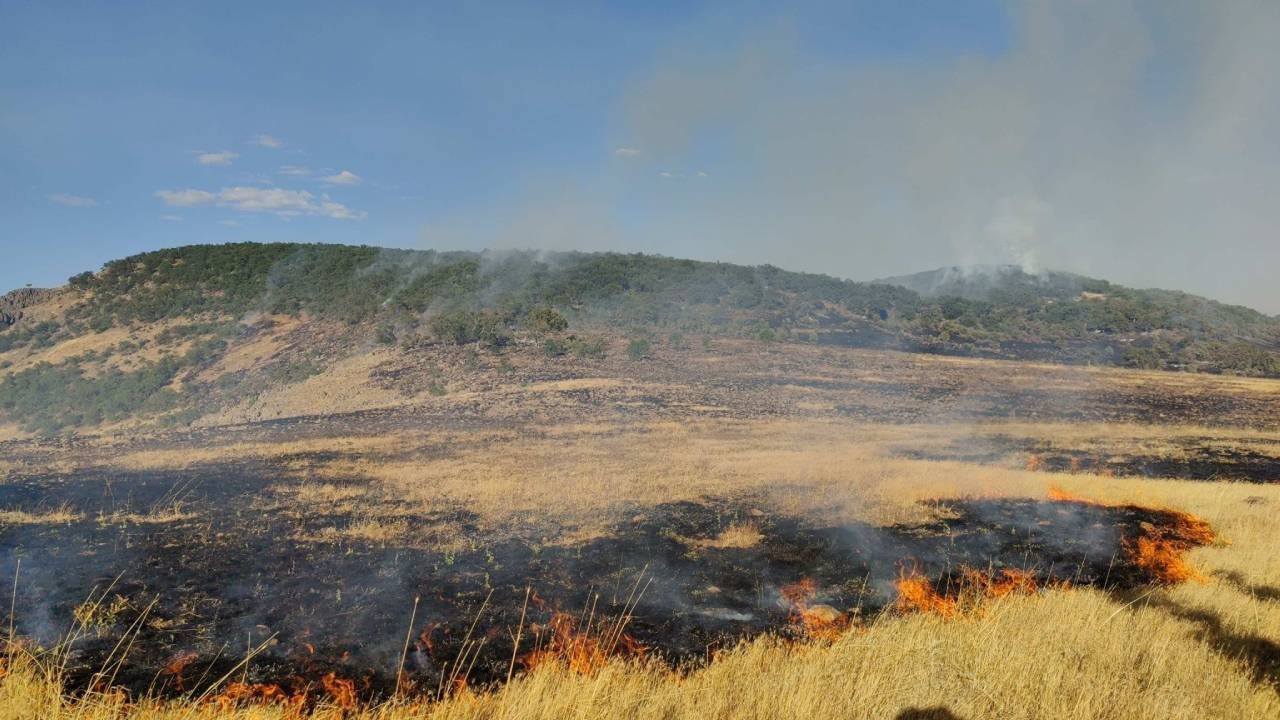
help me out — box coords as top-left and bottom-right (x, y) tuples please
(68, 271), (96, 290)
(375, 324), (397, 345)
(1120, 346), (1163, 370)
(527, 307), (568, 333)
(569, 335), (607, 360)
(429, 310), (511, 347)
(626, 338), (652, 361)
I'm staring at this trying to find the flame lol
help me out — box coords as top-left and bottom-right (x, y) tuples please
(321, 672), (357, 709)
(779, 577), (849, 641)
(1047, 484), (1097, 504)
(1048, 484), (1216, 584)
(520, 611), (645, 675)
(211, 682), (305, 712)
(895, 565), (1043, 617)
(959, 567), (1040, 599)
(780, 577), (817, 607)
(894, 568), (960, 617)
(1025, 454), (1046, 471)
(417, 622), (441, 658)
(1125, 514), (1216, 584)
(160, 651), (199, 691)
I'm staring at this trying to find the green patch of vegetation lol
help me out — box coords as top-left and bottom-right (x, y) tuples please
(27, 242), (1280, 380)
(568, 335), (608, 360)
(1, 360), (182, 434)
(429, 310), (511, 347)
(0, 336), (235, 433)
(527, 307), (568, 334)
(626, 338), (651, 361)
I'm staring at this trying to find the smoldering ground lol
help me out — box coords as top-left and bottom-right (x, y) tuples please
(0, 454), (1212, 703)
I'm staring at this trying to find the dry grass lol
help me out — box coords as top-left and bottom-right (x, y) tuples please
(95, 506), (195, 525)
(299, 517), (411, 546)
(4, 418), (1278, 718)
(0, 507), (83, 525)
(699, 522), (765, 549)
(4, 585), (1277, 719)
(3, 343), (1279, 718)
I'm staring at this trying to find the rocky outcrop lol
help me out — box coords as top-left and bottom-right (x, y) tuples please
(0, 287), (54, 327)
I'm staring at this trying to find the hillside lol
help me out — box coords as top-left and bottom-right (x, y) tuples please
(1, 242), (1278, 435)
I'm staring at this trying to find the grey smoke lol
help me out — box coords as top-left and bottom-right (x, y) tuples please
(425, 1), (1280, 313)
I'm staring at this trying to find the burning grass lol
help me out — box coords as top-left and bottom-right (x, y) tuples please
(1, 367), (1277, 720)
(0, 487), (1223, 708)
(1046, 483), (1218, 584)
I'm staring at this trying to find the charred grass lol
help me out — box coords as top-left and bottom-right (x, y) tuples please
(2, 347), (1279, 718)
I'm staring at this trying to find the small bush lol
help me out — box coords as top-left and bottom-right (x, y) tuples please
(569, 335), (607, 360)
(267, 359), (323, 384)
(543, 338), (568, 357)
(527, 307), (568, 333)
(626, 338), (652, 361)
(68, 271), (96, 290)
(375, 324), (397, 345)
(429, 310), (510, 347)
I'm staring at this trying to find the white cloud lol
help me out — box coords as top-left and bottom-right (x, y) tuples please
(219, 219), (239, 227)
(318, 200), (364, 220)
(278, 165), (312, 177)
(252, 134), (283, 149)
(159, 215), (183, 222)
(195, 150), (239, 166)
(155, 189), (217, 206)
(218, 186), (315, 213)
(614, 147), (641, 157)
(320, 170), (361, 185)
(48, 193), (97, 207)
(154, 185), (364, 220)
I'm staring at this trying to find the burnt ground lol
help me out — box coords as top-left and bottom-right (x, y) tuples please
(0, 456), (1208, 703)
(904, 434), (1280, 484)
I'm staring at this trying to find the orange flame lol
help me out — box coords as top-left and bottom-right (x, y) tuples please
(160, 651), (199, 691)
(1047, 484), (1097, 504)
(779, 577), (849, 641)
(894, 565), (1044, 617)
(211, 682), (306, 712)
(321, 672), (357, 710)
(1125, 513), (1216, 584)
(1048, 484), (1216, 584)
(894, 568), (960, 617)
(520, 612), (645, 675)
(959, 567), (1040, 599)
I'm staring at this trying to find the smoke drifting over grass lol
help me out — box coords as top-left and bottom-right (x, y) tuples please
(444, 1), (1280, 313)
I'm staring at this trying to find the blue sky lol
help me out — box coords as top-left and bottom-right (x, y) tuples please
(3, 1), (1278, 312)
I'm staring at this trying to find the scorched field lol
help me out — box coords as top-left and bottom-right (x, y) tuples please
(1, 339), (1278, 719)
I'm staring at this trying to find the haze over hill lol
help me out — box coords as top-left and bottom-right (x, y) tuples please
(1, 242), (1277, 436)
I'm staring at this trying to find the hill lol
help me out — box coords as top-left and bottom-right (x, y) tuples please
(1, 242), (1277, 434)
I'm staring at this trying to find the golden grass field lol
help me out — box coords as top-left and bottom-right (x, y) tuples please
(2, 338), (1279, 719)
